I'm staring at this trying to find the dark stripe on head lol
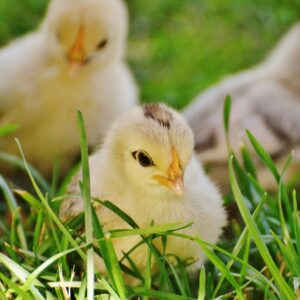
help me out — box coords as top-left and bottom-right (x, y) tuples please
(143, 104), (173, 129)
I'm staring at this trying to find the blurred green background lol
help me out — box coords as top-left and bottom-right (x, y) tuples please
(0, 0), (299, 109)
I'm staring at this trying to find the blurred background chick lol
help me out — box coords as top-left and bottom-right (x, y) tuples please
(183, 23), (300, 191)
(0, 0), (138, 176)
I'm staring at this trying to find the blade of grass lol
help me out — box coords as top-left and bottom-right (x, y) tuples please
(0, 152), (49, 191)
(33, 210), (44, 259)
(0, 273), (32, 300)
(240, 143), (257, 179)
(0, 175), (27, 250)
(212, 192), (267, 298)
(270, 230), (300, 275)
(292, 190), (300, 256)
(171, 233), (279, 296)
(193, 238), (244, 300)
(129, 287), (195, 300)
(0, 253), (44, 300)
(246, 130), (280, 183)
(77, 111), (94, 300)
(110, 222), (185, 238)
(98, 278), (121, 300)
(197, 266), (205, 300)
(15, 138), (86, 260)
(22, 245), (89, 292)
(176, 258), (192, 297)
(92, 208), (126, 299)
(229, 155), (295, 299)
(77, 276), (87, 300)
(143, 244), (152, 300)
(223, 95), (231, 146)
(277, 182), (299, 273)
(0, 123), (19, 136)
(166, 258), (188, 297)
(14, 189), (43, 210)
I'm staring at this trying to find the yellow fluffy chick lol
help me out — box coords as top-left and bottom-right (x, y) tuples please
(0, 0), (138, 176)
(183, 23), (300, 191)
(59, 103), (226, 282)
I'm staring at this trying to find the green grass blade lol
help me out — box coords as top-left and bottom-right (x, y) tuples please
(176, 258), (192, 297)
(170, 233), (279, 297)
(22, 246), (87, 291)
(223, 95), (231, 136)
(246, 130), (280, 182)
(0, 273), (32, 300)
(98, 278), (121, 300)
(166, 258), (188, 297)
(110, 222), (184, 238)
(129, 287), (195, 300)
(292, 190), (300, 256)
(0, 124), (19, 136)
(77, 276), (87, 300)
(223, 95), (232, 153)
(197, 266), (205, 300)
(194, 238), (244, 300)
(56, 162), (80, 196)
(0, 175), (28, 250)
(0, 151), (50, 191)
(33, 210), (44, 258)
(92, 208), (126, 299)
(229, 156), (295, 299)
(14, 189), (43, 210)
(105, 232), (127, 299)
(0, 253), (44, 300)
(15, 138), (86, 260)
(77, 111), (94, 300)
(143, 245), (152, 300)
(212, 192), (267, 298)
(270, 230), (300, 275)
(240, 143), (257, 179)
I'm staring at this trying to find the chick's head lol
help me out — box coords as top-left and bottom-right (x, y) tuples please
(104, 104), (194, 199)
(43, 0), (128, 75)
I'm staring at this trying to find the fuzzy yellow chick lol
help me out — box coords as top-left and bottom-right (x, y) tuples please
(59, 103), (226, 283)
(0, 0), (138, 176)
(183, 23), (300, 191)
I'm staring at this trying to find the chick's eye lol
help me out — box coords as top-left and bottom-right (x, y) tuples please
(96, 38), (108, 50)
(132, 150), (154, 167)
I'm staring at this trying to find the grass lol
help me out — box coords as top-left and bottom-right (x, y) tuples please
(0, 98), (299, 299)
(0, 1), (300, 299)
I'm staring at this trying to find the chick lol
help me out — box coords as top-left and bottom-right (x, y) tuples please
(59, 103), (226, 282)
(183, 23), (300, 191)
(0, 0), (138, 176)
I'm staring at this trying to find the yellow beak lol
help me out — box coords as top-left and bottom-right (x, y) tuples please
(67, 26), (85, 76)
(153, 148), (184, 196)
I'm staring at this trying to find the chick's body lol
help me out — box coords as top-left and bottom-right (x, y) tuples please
(60, 104), (226, 280)
(183, 23), (300, 191)
(0, 0), (137, 175)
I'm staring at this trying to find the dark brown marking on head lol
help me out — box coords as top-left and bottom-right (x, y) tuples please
(143, 104), (173, 129)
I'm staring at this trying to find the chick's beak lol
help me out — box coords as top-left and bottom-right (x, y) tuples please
(153, 148), (184, 196)
(67, 26), (85, 77)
